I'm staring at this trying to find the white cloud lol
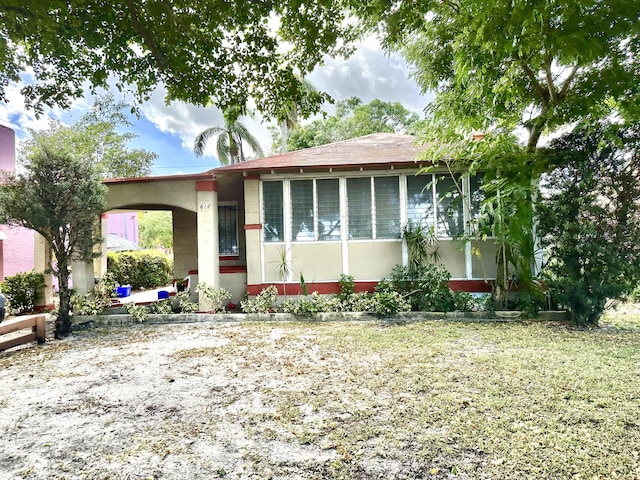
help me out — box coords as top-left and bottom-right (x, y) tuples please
(140, 87), (227, 158)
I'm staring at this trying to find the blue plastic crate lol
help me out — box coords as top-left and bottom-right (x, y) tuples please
(116, 285), (131, 298)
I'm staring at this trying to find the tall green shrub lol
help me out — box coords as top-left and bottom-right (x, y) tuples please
(538, 122), (640, 326)
(107, 250), (173, 290)
(1, 271), (45, 315)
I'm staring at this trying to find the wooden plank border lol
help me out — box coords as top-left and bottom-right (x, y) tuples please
(0, 315), (46, 351)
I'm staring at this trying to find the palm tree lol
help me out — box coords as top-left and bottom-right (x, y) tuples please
(193, 109), (264, 164)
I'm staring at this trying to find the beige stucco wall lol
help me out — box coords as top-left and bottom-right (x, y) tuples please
(219, 273), (247, 304)
(173, 209), (197, 278)
(245, 230), (262, 285)
(105, 179), (198, 212)
(263, 243), (287, 283)
(471, 239), (499, 279)
(436, 240), (466, 278)
(348, 241), (403, 280)
(243, 179), (261, 224)
(291, 243), (342, 282)
(244, 178), (262, 285)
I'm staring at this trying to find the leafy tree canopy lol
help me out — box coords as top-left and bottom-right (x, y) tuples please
(138, 211), (173, 250)
(21, 94), (157, 179)
(284, 97), (422, 151)
(0, 1), (357, 119)
(351, 0), (640, 150)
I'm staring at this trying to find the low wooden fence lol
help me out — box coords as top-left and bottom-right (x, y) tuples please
(0, 315), (46, 351)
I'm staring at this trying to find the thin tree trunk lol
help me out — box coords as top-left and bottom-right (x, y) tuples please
(56, 262), (72, 338)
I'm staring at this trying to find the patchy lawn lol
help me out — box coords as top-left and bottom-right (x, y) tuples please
(1, 317), (639, 479)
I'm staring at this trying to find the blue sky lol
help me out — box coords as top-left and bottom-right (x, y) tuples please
(0, 38), (432, 177)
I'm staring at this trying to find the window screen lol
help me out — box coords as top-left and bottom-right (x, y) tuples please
(317, 179), (340, 241)
(407, 175), (434, 228)
(347, 177), (372, 239)
(291, 180), (314, 241)
(435, 174), (464, 237)
(374, 177), (400, 238)
(262, 181), (284, 242)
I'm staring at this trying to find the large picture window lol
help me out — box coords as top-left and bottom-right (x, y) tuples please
(261, 172), (483, 244)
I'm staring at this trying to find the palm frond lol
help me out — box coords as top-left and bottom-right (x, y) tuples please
(216, 132), (230, 165)
(193, 126), (223, 157)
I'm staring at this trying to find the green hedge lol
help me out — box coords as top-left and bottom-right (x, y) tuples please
(107, 250), (173, 290)
(1, 271), (45, 315)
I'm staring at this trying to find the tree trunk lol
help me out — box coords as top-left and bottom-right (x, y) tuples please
(55, 263), (73, 338)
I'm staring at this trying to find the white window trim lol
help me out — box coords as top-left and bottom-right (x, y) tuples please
(259, 170), (492, 282)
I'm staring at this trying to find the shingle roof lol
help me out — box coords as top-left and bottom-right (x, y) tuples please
(212, 133), (425, 174)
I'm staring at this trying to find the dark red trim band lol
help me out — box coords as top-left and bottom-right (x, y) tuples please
(34, 304), (55, 312)
(220, 266), (247, 274)
(220, 255), (240, 261)
(449, 280), (492, 292)
(244, 224), (262, 230)
(247, 279), (493, 296)
(196, 180), (218, 192)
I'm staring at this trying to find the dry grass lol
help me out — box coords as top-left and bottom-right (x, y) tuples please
(1, 316), (639, 479)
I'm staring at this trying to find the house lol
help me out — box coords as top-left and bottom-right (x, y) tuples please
(99, 133), (498, 307)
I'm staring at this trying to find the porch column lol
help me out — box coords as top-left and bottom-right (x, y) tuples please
(94, 214), (109, 279)
(196, 180), (219, 311)
(71, 260), (95, 295)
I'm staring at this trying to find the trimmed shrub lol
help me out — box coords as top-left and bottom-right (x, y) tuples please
(281, 292), (342, 316)
(241, 285), (278, 313)
(1, 271), (45, 315)
(72, 272), (119, 315)
(107, 250), (173, 290)
(378, 264), (468, 312)
(195, 282), (232, 313)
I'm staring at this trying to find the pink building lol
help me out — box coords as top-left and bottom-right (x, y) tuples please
(107, 212), (139, 244)
(0, 124), (36, 281)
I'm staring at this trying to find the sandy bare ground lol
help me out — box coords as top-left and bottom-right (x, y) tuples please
(1, 321), (420, 480)
(3, 316), (640, 479)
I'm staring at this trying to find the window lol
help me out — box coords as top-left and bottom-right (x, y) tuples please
(263, 181), (284, 242)
(291, 180), (314, 241)
(218, 203), (238, 255)
(347, 176), (401, 239)
(435, 174), (464, 237)
(317, 179), (340, 240)
(375, 177), (401, 238)
(407, 175), (434, 228)
(261, 172), (482, 245)
(347, 177), (372, 239)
